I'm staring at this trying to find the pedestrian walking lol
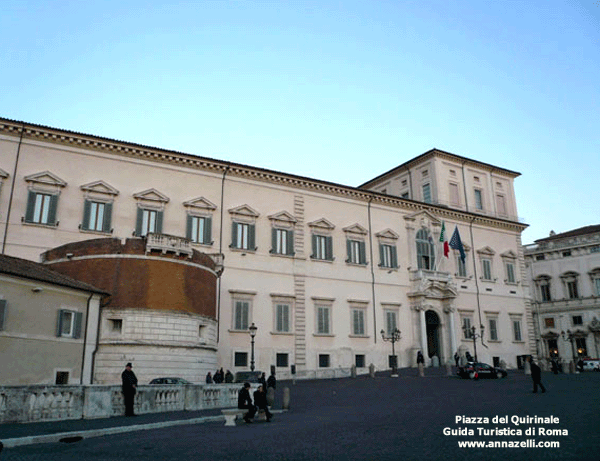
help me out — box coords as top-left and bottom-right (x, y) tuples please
(454, 352), (460, 367)
(267, 372), (277, 389)
(238, 382), (256, 423)
(417, 351), (425, 365)
(258, 372), (267, 389)
(527, 356), (546, 393)
(254, 384), (273, 422)
(206, 371), (213, 383)
(121, 362), (138, 416)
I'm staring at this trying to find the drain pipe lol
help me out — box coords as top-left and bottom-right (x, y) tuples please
(216, 166), (229, 343)
(2, 123), (25, 254)
(367, 196), (377, 343)
(468, 216), (488, 352)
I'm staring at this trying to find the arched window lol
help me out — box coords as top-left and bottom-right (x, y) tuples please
(416, 229), (435, 270)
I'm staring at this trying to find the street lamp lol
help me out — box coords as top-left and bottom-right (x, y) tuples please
(463, 324), (485, 362)
(249, 322), (257, 372)
(381, 328), (402, 376)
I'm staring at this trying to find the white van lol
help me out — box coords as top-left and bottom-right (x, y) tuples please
(582, 360), (600, 371)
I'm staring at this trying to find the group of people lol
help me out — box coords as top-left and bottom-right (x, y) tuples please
(237, 382), (273, 423)
(206, 368), (234, 384)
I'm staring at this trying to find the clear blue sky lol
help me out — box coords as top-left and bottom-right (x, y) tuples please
(2, 1), (599, 244)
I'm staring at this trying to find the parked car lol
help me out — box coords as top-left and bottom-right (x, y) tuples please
(457, 362), (507, 380)
(234, 371), (263, 383)
(582, 360), (600, 372)
(149, 377), (191, 385)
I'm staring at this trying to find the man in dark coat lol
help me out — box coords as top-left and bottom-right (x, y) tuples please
(121, 362), (138, 416)
(254, 384), (273, 422)
(527, 356), (546, 393)
(267, 373), (276, 390)
(237, 382), (256, 423)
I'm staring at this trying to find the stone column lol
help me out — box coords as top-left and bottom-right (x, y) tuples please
(444, 305), (457, 358)
(414, 305), (428, 359)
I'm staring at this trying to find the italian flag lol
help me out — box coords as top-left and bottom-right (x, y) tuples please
(440, 221), (449, 258)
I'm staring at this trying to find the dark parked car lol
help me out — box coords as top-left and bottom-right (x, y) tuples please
(457, 362), (507, 380)
(234, 371), (263, 383)
(149, 377), (191, 385)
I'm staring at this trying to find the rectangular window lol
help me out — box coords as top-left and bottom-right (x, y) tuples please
(572, 315), (583, 326)
(379, 243), (398, 269)
(505, 262), (516, 283)
(25, 191), (59, 225)
(276, 353), (289, 367)
(55, 371), (69, 385)
(401, 192), (409, 199)
(56, 310), (82, 338)
(312, 234), (333, 261)
(575, 338), (587, 356)
(544, 317), (555, 328)
(422, 183), (431, 203)
(135, 208), (163, 237)
(187, 215), (212, 244)
(316, 306), (330, 335)
(482, 259), (492, 280)
(457, 255), (467, 277)
(351, 309), (366, 336)
(595, 278), (600, 296)
(384, 310), (397, 336)
(540, 283), (551, 302)
(562, 250), (571, 257)
(567, 280), (579, 299)
(233, 301), (250, 330)
(488, 319), (498, 341)
(474, 189), (483, 210)
(109, 319), (122, 334)
(535, 254), (545, 261)
(318, 354), (330, 368)
(496, 194), (507, 216)
(82, 200), (112, 232)
(275, 304), (291, 333)
(548, 339), (559, 357)
(234, 352), (248, 367)
(513, 320), (522, 341)
(0, 299), (7, 331)
(231, 222), (256, 250)
(463, 317), (473, 339)
(347, 239), (366, 265)
(449, 183), (460, 206)
(272, 228), (294, 255)
(355, 354), (365, 368)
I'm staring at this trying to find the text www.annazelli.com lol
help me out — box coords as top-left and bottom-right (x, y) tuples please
(458, 440), (560, 448)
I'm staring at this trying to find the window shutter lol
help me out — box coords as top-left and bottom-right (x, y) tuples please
(231, 222), (238, 248)
(203, 217), (212, 244)
(82, 200), (92, 230)
(311, 234), (317, 258)
(287, 230), (294, 256)
(346, 239), (352, 263)
(326, 236), (333, 261)
(271, 228), (277, 253)
(156, 211), (164, 233)
(73, 312), (83, 339)
(25, 191), (37, 223)
(248, 224), (256, 250)
(0, 299), (7, 330)
(359, 241), (366, 265)
(56, 310), (64, 337)
(102, 202), (112, 233)
(391, 246), (398, 268)
(47, 194), (59, 225)
(186, 215), (193, 240)
(135, 208), (143, 236)
(378, 244), (384, 267)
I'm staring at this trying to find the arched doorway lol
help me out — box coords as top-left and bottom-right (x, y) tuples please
(425, 310), (441, 359)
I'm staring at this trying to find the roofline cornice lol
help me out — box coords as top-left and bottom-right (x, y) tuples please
(0, 117), (527, 233)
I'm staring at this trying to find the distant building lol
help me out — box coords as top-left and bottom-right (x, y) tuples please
(0, 117), (533, 382)
(0, 254), (106, 385)
(524, 225), (600, 363)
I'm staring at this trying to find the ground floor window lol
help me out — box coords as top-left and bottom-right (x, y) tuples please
(575, 338), (587, 356)
(318, 354), (330, 368)
(548, 339), (559, 358)
(234, 352), (248, 367)
(276, 353), (289, 367)
(55, 371), (69, 385)
(388, 355), (398, 369)
(355, 355), (365, 368)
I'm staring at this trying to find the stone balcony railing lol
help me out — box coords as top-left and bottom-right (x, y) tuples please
(409, 269), (452, 283)
(0, 383), (239, 424)
(532, 296), (600, 313)
(146, 233), (193, 257)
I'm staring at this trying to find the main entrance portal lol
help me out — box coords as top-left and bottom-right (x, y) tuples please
(425, 310), (441, 359)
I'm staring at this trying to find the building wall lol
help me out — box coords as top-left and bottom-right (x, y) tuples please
(0, 275), (93, 385)
(0, 121), (533, 377)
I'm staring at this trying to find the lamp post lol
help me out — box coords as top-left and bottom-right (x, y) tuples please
(249, 322), (257, 372)
(381, 328), (402, 376)
(463, 324), (485, 362)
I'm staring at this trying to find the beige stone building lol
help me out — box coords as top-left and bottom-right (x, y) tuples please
(0, 254), (106, 385)
(0, 117), (533, 383)
(524, 225), (600, 364)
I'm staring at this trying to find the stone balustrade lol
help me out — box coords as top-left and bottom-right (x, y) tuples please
(0, 384), (239, 424)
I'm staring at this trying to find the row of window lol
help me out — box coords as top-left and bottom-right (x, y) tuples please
(544, 315), (584, 329)
(535, 246), (600, 261)
(0, 301), (82, 339)
(232, 298), (399, 338)
(232, 351), (374, 369)
(546, 337), (588, 358)
(535, 271), (600, 302)
(461, 315), (523, 343)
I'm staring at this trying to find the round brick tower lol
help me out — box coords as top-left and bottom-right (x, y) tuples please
(42, 236), (222, 384)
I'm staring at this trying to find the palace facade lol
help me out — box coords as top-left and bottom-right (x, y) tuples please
(0, 117), (533, 384)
